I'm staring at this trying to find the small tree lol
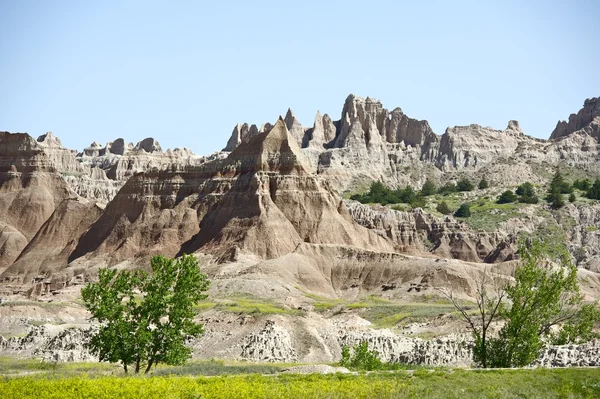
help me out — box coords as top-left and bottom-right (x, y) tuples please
(420, 179), (437, 197)
(569, 192), (576, 203)
(586, 179), (600, 200)
(436, 201), (452, 215)
(478, 178), (489, 190)
(497, 190), (517, 204)
(82, 255), (210, 374)
(442, 240), (600, 368)
(454, 203), (471, 217)
(437, 267), (506, 368)
(339, 341), (382, 371)
(457, 178), (474, 192)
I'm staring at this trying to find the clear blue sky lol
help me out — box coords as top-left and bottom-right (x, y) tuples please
(1, 0), (599, 155)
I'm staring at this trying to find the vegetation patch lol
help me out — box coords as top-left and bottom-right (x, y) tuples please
(1, 368), (599, 398)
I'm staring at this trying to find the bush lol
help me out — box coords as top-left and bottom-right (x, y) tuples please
(420, 179), (437, 196)
(515, 183), (539, 204)
(339, 341), (382, 371)
(586, 179), (600, 200)
(438, 182), (458, 195)
(478, 178), (489, 190)
(573, 179), (591, 191)
(454, 203), (471, 217)
(436, 201), (452, 215)
(497, 190), (517, 204)
(516, 182), (535, 197)
(457, 178), (474, 192)
(569, 192), (576, 203)
(548, 190), (565, 209)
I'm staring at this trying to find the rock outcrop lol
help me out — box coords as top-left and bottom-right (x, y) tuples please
(67, 119), (393, 269)
(551, 97), (600, 140)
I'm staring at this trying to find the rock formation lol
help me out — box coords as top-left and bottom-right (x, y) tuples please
(551, 97), (600, 140)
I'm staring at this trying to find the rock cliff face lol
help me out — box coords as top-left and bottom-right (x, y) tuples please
(225, 95), (600, 191)
(67, 119), (392, 270)
(551, 97), (600, 140)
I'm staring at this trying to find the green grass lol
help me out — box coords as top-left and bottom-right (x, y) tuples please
(304, 293), (470, 329)
(462, 199), (524, 231)
(0, 300), (73, 309)
(194, 294), (300, 316)
(1, 368), (599, 398)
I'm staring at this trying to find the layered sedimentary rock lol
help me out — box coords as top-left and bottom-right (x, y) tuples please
(224, 95), (600, 192)
(344, 201), (517, 263)
(67, 119), (392, 270)
(551, 97), (600, 140)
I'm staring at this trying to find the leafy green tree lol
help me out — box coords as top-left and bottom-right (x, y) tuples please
(443, 240), (600, 368)
(497, 190), (518, 204)
(420, 179), (437, 197)
(478, 178), (489, 190)
(457, 178), (474, 192)
(81, 255), (210, 374)
(454, 203), (471, 217)
(339, 341), (382, 371)
(436, 201), (452, 215)
(486, 241), (599, 367)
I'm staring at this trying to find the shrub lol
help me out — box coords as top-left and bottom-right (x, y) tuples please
(457, 178), (474, 192)
(438, 182), (458, 195)
(339, 341), (382, 371)
(454, 203), (471, 217)
(497, 190), (517, 204)
(436, 201), (452, 215)
(573, 179), (591, 191)
(478, 178), (489, 190)
(420, 179), (437, 197)
(586, 179), (600, 200)
(569, 193), (576, 203)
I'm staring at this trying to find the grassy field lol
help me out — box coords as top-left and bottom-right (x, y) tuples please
(303, 293), (472, 330)
(0, 366), (599, 398)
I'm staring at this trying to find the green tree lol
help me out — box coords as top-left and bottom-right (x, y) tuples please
(497, 190), (518, 204)
(548, 190), (565, 209)
(437, 268), (506, 368)
(454, 203), (471, 217)
(569, 192), (576, 203)
(443, 240), (600, 368)
(487, 241), (599, 367)
(420, 179), (437, 197)
(457, 178), (474, 192)
(586, 179), (600, 200)
(478, 178), (489, 190)
(516, 182), (535, 197)
(339, 341), (382, 371)
(436, 201), (452, 215)
(548, 169), (572, 195)
(81, 255), (210, 374)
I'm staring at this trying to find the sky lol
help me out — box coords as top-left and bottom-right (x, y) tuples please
(1, 0), (599, 155)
